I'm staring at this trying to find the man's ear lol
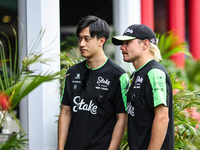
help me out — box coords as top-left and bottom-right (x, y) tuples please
(143, 39), (150, 50)
(99, 37), (106, 47)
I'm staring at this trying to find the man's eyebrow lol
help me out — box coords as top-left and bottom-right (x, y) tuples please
(78, 35), (91, 38)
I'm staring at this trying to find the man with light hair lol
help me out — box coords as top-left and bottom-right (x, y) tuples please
(112, 24), (174, 150)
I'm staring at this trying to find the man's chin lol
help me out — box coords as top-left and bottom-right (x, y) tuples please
(81, 53), (87, 58)
(123, 58), (131, 63)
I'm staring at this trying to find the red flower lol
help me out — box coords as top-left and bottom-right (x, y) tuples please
(0, 92), (10, 110)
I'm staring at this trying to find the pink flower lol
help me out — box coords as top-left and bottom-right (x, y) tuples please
(173, 89), (180, 95)
(185, 107), (200, 129)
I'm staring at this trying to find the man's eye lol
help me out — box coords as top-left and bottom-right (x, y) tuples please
(78, 37), (91, 42)
(124, 41), (129, 45)
(78, 37), (82, 42)
(85, 37), (91, 41)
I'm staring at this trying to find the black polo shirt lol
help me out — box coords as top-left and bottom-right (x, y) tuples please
(127, 60), (174, 150)
(61, 58), (128, 150)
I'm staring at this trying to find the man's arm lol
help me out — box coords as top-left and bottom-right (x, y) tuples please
(108, 112), (127, 150)
(148, 104), (169, 150)
(58, 105), (71, 150)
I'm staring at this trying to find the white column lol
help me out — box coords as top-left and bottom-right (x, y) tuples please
(18, 0), (60, 150)
(113, 0), (141, 72)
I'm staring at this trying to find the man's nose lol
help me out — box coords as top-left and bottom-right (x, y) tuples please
(79, 39), (85, 47)
(120, 44), (125, 50)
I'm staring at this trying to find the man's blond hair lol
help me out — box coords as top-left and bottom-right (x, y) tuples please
(149, 41), (162, 62)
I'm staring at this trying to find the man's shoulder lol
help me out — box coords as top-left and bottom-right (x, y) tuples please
(106, 59), (126, 74)
(146, 60), (167, 73)
(68, 60), (86, 72)
(146, 60), (171, 83)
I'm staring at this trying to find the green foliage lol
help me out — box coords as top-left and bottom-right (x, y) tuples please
(174, 90), (200, 150)
(157, 31), (200, 91)
(119, 130), (129, 150)
(184, 59), (200, 91)
(0, 133), (28, 150)
(60, 47), (83, 69)
(61, 34), (78, 52)
(156, 31), (191, 60)
(0, 26), (64, 149)
(0, 28), (64, 111)
(59, 51), (83, 95)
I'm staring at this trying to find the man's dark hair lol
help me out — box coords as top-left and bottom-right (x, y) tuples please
(76, 15), (110, 42)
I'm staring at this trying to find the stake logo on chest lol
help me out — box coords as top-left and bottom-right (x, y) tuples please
(133, 76), (143, 89)
(95, 76), (110, 91)
(73, 96), (98, 114)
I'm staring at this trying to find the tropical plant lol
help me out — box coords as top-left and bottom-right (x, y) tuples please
(60, 49), (83, 71)
(156, 31), (191, 60)
(0, 133), (28, 150)
(184, 59), (200, 91)
(157, 31), (200, 91)
(0, 26), (64, 149)
(59, 51), (83, 96)
(119, 130), (129, 150)
(61, 33), (78, 52)
(174, 90), (200, 149)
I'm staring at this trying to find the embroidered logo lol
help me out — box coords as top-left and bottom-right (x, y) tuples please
(72, 73), (81, 84)
(73, 96), (97, 114)
(75, 73), (80, 79)
(135, 76), (143, 84)
(96, 76), (110, 91)
(74, 85), (77, 89)
(124, 28), (133, 34)
(127, 102), (135, 116)
(150, 38), (156, 44)
(97, 76), (110, 86)
(133, 76), (143, 89)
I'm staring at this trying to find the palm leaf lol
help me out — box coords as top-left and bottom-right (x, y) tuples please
(156, 32), (192, 59)
(119, 130), (129, 150)
(0, 26), (66, 149)
(11, 71), (63, 110)
(174, 90), (200, 149)
(0, 133), (28, 150)
(0, 42), (10, 90)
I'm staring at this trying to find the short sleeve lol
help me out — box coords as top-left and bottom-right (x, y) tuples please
(119, 73), (129, 110)
(147, 68), (167, 107)
(60, 69), (71, 106)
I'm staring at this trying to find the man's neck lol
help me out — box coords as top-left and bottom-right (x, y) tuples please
(86, 53), (107, 69)
(133, 56), (154, 70)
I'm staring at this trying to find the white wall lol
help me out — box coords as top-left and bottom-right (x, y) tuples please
(18, 0), (60, 149)
(113, 0), (141, 73)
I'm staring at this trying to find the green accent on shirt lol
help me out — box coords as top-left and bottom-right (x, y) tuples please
(86, 57), (108, 70)
(120, 73), (129, 111)
(125, 72), (135, 92)
(135, 59), (154, 72)
(147, 68), (167, 107)
(60, 70), (69, 103)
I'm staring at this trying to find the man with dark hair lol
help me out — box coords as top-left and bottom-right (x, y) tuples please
(58, 15), (128, 150)
(112, 24), (174, 150)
